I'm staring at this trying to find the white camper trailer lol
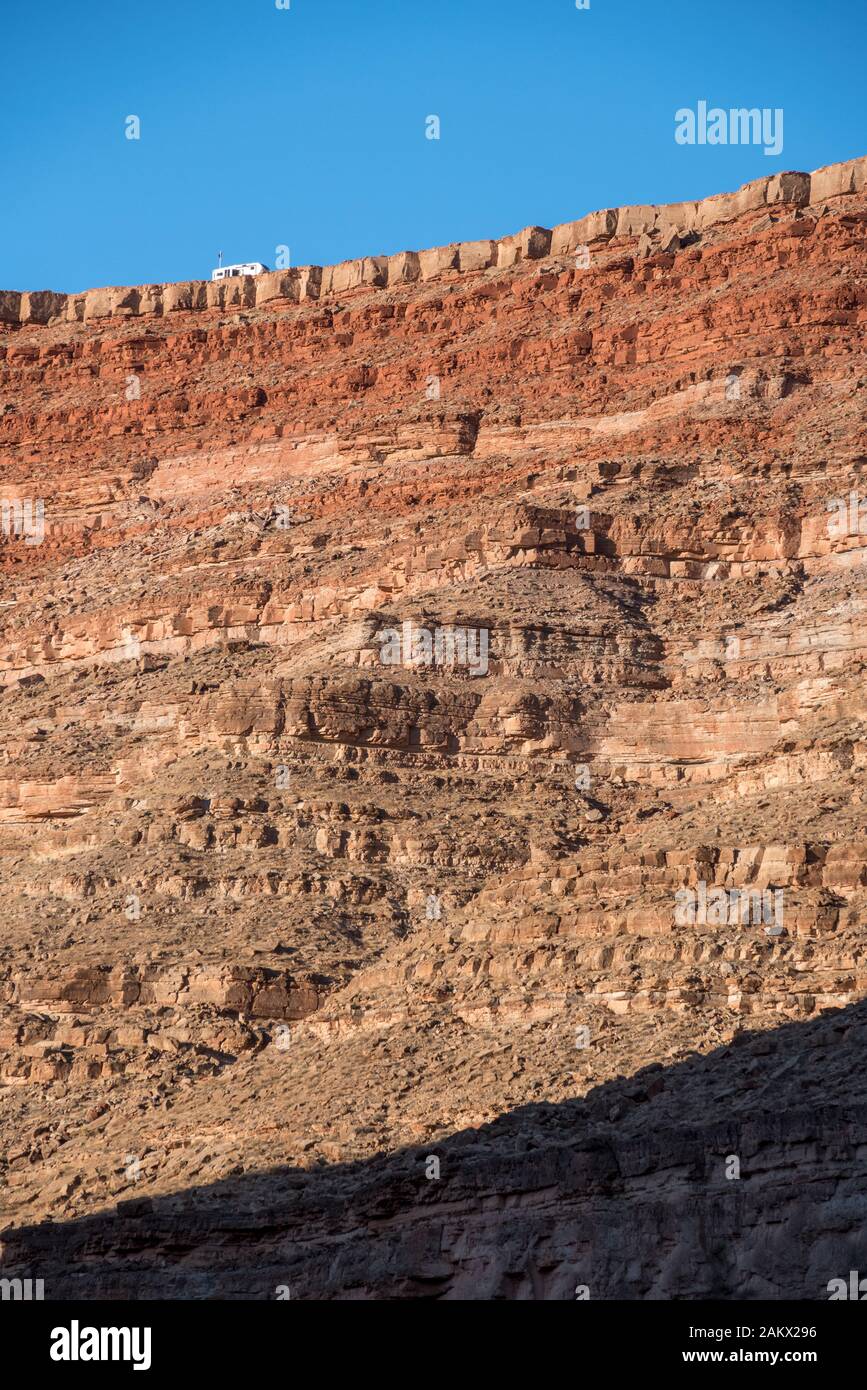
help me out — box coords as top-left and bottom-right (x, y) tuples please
(210, 261), (268, 282)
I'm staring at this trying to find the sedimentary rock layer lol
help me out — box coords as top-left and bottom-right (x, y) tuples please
(0, 158), (864, 326)
(0, 158), (866, 1299)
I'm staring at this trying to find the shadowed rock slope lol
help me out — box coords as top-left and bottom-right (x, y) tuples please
(1, 160), (866, 1299)
(5, 1002), (867, 1300)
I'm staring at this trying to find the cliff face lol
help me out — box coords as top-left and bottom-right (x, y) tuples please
(1, 160), (866, 1299)
(0, 157), (863, 325)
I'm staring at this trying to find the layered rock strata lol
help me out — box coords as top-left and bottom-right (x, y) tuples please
(1, 158), (866, 1299)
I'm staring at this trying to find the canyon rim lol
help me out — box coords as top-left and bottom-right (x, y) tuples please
(1, 152), (867, 1307)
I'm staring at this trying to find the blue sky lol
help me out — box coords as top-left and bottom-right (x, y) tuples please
(1, 0), (864, 293)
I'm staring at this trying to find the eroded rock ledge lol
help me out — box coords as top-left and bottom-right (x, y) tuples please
(1, 157), (863, 327)
(1, 155), (866, 1300)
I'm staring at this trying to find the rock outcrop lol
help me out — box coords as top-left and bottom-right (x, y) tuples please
(1, 158), (866, 1299)
(1, 158), (863, 325)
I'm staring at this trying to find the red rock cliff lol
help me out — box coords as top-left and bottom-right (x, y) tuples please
(1, 158), (866, 1299)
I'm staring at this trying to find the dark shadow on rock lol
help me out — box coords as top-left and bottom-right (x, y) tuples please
(4, 1000), (867, 1300)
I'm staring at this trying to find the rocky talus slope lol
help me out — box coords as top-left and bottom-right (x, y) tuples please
(1, 159), (866, 1299)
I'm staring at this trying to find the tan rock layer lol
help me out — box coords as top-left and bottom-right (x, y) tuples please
(1, 158), (863, 326)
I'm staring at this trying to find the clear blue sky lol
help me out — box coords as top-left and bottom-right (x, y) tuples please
(1, 0), (864, 293)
